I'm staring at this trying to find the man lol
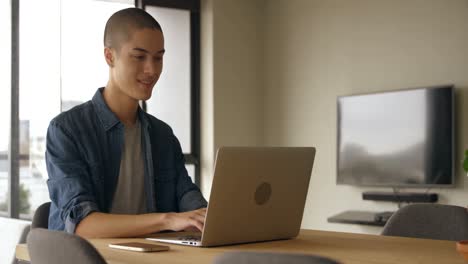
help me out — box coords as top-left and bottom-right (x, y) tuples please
(46, 8), (207, 238)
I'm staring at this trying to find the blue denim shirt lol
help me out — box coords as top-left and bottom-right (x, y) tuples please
(46, 88), (207, 233)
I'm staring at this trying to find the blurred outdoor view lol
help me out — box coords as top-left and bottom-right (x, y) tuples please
(1, 0), (195, 219)
(0, 0), (132, 218)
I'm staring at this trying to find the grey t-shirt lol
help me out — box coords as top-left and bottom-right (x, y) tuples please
(110, 119), (146, 214)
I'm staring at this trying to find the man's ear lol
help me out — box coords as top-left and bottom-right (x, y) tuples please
(104, 47), (115, 67)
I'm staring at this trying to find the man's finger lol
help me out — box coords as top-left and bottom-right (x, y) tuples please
(191, 214), (206, 224)
(195, 211), (207, 218)
(191, 219), (204, 231)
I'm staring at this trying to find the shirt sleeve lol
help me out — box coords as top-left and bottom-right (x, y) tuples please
(171, 133), (208, 212)
(46, 120), (100, 233)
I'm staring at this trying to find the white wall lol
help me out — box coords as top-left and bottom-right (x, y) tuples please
(201, 0), (266, 197)
(263, 0), (468, 234)
(200, 0), (215, 198)
(201, 0), (468, 234)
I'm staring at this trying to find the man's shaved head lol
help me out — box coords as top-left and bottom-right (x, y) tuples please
(104, 8), (162, 52)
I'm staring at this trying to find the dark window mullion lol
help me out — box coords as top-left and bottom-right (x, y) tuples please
(184, 154), (199, 165)
(135, 0), (143, 9)
(190, 9), (201, 186)
(9, 0), (20, 219)
(141, 0), (198, 11)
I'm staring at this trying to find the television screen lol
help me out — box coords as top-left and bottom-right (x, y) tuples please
(337, 85), (454, 187)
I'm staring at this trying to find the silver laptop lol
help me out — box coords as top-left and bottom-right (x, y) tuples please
(146, 146), (316, 247)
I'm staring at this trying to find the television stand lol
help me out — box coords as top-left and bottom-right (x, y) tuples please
(374, 211), (394, 222)
(362, 191), (438, 203)
(327, 210), (395, 226)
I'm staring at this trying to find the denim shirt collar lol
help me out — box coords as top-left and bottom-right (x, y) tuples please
(91, 87), (151, 131)
(92, 88), (121, 131)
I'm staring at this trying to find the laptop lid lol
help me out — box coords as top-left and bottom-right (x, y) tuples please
(200, 146), (315, 247)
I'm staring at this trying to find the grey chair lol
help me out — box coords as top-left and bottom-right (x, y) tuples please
(27, 228), (107, 264)
(213, 252), (341, 264)
(31, 202), (51, 229)
(381, 203), (468, 241)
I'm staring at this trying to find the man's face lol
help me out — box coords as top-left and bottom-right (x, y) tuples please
(108, 28), (165, 101)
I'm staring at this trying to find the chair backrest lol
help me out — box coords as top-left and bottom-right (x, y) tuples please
(381, 203), (468, 241)
(213, 252), (341, 264)
(27, 228), (107, 264)
(31, 202), (51, 229)
(0, 217), (30, 264)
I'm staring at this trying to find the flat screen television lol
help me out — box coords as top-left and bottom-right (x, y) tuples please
(337, 85), (454, 187)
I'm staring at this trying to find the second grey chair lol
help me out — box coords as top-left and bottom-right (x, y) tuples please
(381, 203), (468, 241)
(213, 252), (341, 264)
(27, 228), (107, 264)
(31, 202), (51, 229)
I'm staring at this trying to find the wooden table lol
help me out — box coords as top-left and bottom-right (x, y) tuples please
(16, 229), (465, 264)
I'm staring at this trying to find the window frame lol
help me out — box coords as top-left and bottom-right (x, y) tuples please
(7, 0), (20, 219)
(137, 0), (201, 186)
(3, 0), (201, 219)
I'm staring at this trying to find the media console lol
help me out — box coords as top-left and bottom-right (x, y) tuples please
(327, 210), (394, 226)
(328, 191), (438, 226)
(362, 191), (438, 203)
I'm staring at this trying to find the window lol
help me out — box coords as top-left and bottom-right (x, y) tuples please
(18, 0), (132, 219)
(19, 0), (61, 218)
(145, 7), (192, 153)
(0, 0), (11, 215)
(185, 164), (195, 183)
(3, 0), (201, 219)
(61, 0), (133, 110)
(144, 1), (201, 184)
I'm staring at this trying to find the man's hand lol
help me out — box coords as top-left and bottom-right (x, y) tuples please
(164, 208), (207, 232)
(75, 208), (207, 238)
